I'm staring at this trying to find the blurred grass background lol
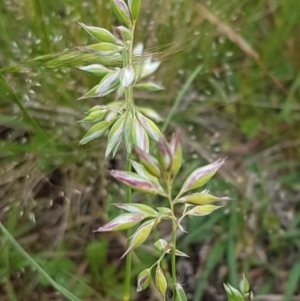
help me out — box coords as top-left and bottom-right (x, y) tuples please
(0, 0), (300, 300)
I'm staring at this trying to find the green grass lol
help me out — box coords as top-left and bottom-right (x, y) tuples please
(0, 223), (81, 301)
(0, 0), (300, 300)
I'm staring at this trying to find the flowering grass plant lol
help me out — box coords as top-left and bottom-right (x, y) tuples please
(74, 1), (234, 300)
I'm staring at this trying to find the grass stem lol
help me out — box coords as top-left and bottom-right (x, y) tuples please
(123, 156), (132, 301)
(171, 217), (177, 296)
(123, 23), (136, 301)
(167, 180), (177, 297)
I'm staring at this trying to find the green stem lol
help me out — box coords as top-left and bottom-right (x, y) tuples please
(167, 179), (177, 297)
(123, 156), (132, 301)
(171, 223), (177, 288)
(122, 23), (136, 301)
(170, 206), (177, 297)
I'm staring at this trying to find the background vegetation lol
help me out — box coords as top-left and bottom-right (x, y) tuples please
(0, 0), (299, 300)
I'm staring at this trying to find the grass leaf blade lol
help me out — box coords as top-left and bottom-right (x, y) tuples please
(0, 223), (82, 301)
